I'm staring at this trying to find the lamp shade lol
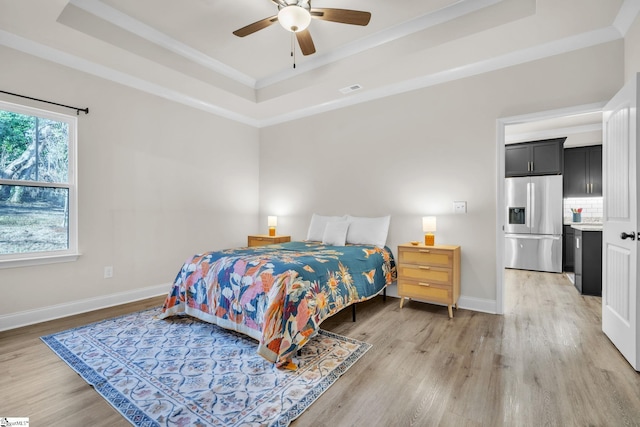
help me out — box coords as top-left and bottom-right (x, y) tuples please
(278, 6), (311, 32)
(268, 216), (278, 227)
(422, 216), (437, 233)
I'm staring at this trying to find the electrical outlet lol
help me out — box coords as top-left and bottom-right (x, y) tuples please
(104, 266), (113, 279)
(453, 201), (467, 214)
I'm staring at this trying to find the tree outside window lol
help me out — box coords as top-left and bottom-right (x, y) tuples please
(0, 101), (77, 263)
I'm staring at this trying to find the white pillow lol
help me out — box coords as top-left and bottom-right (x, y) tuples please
(322, 221), (350, 246)
(306, 214), (348, 241)
(345, 215), (391, 248)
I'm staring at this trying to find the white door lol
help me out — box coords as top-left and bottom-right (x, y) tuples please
(602, 73), (639, 371)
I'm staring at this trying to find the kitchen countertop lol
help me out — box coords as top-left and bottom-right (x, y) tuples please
(564, 217), (602, 225)
(571, 223), (603, 231)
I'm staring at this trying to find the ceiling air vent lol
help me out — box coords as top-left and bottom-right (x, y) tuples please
(339, 84), (363, 95)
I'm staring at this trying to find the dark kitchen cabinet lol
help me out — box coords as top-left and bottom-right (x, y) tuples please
(563, 225), (575, 272)
(563, 145), (602, 197)
(573, 228), (602, 296)
(505, 138), (566, 177)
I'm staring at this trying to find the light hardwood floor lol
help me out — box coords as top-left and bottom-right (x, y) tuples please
(1, 270), (639, 426)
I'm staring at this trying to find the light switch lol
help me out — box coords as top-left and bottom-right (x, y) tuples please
(453, 201), (467, 214)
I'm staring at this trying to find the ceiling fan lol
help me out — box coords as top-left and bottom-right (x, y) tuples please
(232, 0), (371, 58)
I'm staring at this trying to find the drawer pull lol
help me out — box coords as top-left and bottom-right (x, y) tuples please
(418, 249), (431, 253)
(418, 266), (431, 270)
(418, 282), (431, 287)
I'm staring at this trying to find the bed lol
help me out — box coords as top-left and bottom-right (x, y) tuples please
(159, 215), (396, 368)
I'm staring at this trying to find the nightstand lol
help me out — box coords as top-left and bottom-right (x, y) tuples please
(397, 243), (461, 318)
(247, 235), (291, 247)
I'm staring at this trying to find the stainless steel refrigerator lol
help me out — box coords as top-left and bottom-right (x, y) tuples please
(504, 175), (563, 273)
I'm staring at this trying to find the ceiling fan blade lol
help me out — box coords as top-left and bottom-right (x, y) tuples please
(310, 8), (371, 26)
(232, 15), (278, 37)
(296, 29), (316, 55)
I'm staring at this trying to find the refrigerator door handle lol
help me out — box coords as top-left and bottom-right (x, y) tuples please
(505, 234), (561, 240)
(526, 182), (531, 228)
(529, 181), (535, 230)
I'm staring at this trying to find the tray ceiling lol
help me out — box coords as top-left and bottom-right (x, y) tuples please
(0, 0), (634, 127)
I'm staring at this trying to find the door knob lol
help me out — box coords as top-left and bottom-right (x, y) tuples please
(620, 232), (636, 240)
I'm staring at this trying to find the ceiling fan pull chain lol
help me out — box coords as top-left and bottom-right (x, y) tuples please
(291, 31), (296, 69)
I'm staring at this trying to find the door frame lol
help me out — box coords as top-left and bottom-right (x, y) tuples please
(495, 102), (606, 314)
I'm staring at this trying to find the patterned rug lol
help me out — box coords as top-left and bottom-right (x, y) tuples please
(41, 307), (371, 426)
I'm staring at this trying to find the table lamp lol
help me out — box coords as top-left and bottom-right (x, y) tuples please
(268, 216), (278, 236)
(423, 216), (436, 246)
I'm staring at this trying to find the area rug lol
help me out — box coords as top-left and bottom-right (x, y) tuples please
(41, 307), (371, 427)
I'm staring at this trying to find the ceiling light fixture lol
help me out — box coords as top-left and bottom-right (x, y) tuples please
(277, 6), (311, 32)
(277, 5), (311, 68)
(233, 1), (371, 69)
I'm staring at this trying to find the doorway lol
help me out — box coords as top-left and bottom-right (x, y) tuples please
(495, 102), (605, 314)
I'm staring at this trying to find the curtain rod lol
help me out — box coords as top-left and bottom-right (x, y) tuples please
(0, 90), (89, 115)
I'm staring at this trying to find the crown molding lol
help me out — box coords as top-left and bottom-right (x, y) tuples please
(256, 27), (622, 127)
(0, 29), (259, 127)
(73, 0), (504, 91)
(69, 0), (257, 88)
(254, 0), (504, 89)
(614, 0), (640, 36)
(0, 23), (625, 129)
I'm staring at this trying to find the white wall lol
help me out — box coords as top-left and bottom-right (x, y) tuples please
(0, 32), (629, 327)
(0, 46), (260, 326)
(625, 13), (640, 80)
(259, 41), (624, 311)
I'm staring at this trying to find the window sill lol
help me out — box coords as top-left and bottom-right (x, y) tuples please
(0, 253), (81, 269)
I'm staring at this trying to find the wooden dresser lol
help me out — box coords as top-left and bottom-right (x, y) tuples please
(397, 243), (461, 318)
(247, 235), (291, 247)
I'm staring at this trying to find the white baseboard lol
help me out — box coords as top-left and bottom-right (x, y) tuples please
(457, 295), (498, 314)
(387, 282), (498, 315)
(0, 283), (170, 332)
(0, 283), (500, 332)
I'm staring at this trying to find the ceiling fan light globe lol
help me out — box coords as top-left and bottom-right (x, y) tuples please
(278, 6), (311, 32)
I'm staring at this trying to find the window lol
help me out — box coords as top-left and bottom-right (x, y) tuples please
(0, 100), (78, 267)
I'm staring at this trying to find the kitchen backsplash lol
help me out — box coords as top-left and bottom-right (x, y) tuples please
(564, 197), (603, 223)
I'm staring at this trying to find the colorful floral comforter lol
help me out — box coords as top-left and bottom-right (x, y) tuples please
(159, 241), (396, 368)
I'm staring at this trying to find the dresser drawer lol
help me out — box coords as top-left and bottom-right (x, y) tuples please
(398, 279), (451, 304)
(247, 235), (291, 247)
(248, 237), (271, 247)
(398, 247), (453, 268)
(397, 264), (452, 285)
